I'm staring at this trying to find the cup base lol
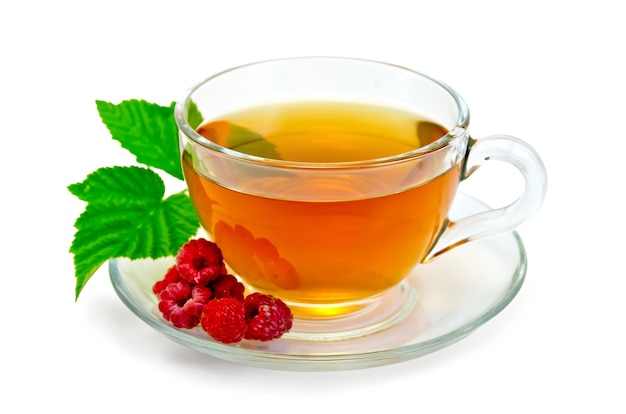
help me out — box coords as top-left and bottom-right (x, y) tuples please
(275, 280), (419, 341)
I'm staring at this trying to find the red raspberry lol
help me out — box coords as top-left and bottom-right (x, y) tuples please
(200, 298), (247, 343)
(181, 284), (212, 318)
(243, 293), (293, 341)
(153, 238), (294, 342)
(158, 281), (199, 329)
(210, 274), (245, 301)
(157, 281), (212, 329)
(176, 238), (225, 285)
(152, 265), (183, 295)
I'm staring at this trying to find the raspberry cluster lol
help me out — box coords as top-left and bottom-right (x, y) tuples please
(153, 238), (293, 343)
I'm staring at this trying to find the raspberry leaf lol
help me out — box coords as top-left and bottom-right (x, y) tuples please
(186, 100), (203, 129)
(227, 124), (281, 159)
(68, 165), (165, 206)
(95, 99), (183, 180)
(69, 166), (199, 300)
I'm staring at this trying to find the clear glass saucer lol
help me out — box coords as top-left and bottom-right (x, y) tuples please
(109, 192), (527, 371)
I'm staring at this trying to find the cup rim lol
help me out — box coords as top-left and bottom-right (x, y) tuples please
(174, 56), (470, 169)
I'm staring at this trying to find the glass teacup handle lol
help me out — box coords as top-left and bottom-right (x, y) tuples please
(424, 135), (548, 261)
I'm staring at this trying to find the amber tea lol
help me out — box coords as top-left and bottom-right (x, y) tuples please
(182, 101), (461, 315)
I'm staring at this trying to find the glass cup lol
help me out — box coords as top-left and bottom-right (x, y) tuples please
(174, 57), (547, 331)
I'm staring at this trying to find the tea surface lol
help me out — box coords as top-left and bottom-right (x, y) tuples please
(196, 101), (447, 162)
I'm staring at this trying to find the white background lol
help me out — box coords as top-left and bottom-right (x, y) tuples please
(2, 0), (624, 412)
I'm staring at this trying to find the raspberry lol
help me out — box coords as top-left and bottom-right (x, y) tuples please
(176, 238), (225, 285)
(153, 238), (294, 342)
(243, 293), (293, 341)
(152, 265), (183, 295)
(158, 281), (197, 329)
(210, 274), (245, 301)
(157, 281), (211, 329)
(201, 298), (247, 343)
(181, 284), (212, 317)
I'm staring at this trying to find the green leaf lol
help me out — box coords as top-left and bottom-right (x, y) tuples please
(226, 124), (281, 159)
(95, 99), (183, 180)
(69, 166), (199, 300)
(71, 95), (275, 301)
(187, 100), (203, 129)
(194, 121), (281, 159)
(68, 165), (165, 207)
